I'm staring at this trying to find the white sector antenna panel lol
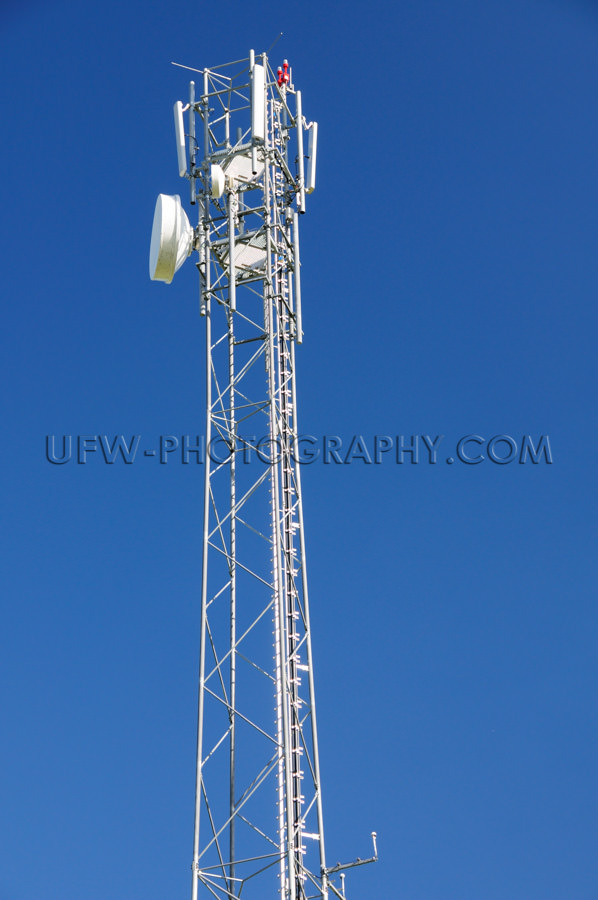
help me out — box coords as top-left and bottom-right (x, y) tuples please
(251, 64), (265, 141)
(174, 101), (187, 177)
(307, 122), (318, 193)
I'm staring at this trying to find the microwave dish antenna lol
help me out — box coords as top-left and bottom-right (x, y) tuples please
(149, 193), (193, 283)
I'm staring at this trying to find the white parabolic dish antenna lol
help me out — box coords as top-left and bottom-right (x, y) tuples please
(149, 193), (194, 283)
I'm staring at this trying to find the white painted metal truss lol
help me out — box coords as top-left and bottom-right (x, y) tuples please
(164, 49), (376, 900)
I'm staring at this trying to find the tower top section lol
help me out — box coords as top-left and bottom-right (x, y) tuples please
(150, 49), (318, 292)
(173, 49), (317, 211)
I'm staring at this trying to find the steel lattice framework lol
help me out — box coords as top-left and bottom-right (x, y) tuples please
(159, 48), (376, 900)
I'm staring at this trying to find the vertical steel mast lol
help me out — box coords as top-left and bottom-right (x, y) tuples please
(152, 47), (376, 900)
(188, 50), (327, 900)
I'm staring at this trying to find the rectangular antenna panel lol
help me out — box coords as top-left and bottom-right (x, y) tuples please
(306, 122), (318, 193)
(222, 233), (267, 276)
(225, 153), (265, 183)
(252, 64), (265, 141)
(173, 101), (187, 177)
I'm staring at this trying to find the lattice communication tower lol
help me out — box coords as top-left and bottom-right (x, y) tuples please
(149, 47), (377, 900)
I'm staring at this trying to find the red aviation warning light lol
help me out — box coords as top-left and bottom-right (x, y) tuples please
(277, 59), (290, 86)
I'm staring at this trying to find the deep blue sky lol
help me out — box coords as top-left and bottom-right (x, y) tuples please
(2, 1), (597, 898)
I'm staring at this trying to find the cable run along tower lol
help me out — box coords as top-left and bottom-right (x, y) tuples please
(149, 48), (377, 900)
